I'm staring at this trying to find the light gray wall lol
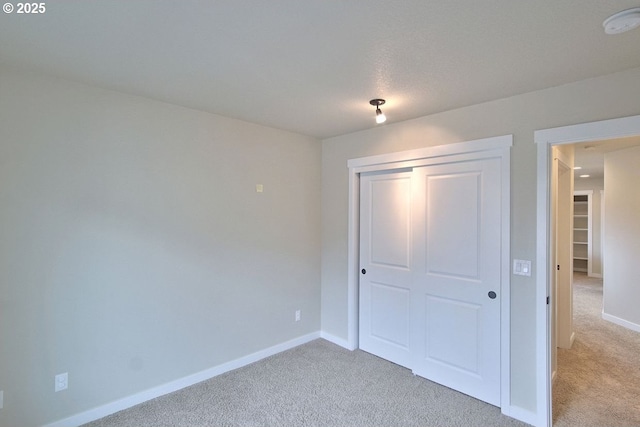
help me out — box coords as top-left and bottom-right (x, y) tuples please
(603, 146), (640, 328)
(320, 67), (640, 414)
(574, 177), (604, 276)
(0, 66), (321, 427)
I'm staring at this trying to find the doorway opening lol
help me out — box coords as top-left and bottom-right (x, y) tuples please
(553, 139), (640, 425)
(535, 114), (640, 427)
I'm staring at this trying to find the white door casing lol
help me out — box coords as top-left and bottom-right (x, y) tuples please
(411, 158), (502, 406)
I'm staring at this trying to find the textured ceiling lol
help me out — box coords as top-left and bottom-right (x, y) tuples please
(574, 136), (640, 180)
(2, 1), (640, 139)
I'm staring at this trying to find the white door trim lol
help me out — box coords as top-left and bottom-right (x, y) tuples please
(534, 114), (640, 427)
(346, 135), (512, 413)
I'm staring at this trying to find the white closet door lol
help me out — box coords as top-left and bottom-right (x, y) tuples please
(411, 158), (502, 406)
(359, 170), (413, 368)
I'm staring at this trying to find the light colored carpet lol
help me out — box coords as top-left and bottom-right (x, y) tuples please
(552, 272), (640, 426)
(83, 339), (528, 427)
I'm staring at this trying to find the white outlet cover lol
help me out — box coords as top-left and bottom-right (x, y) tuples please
(55, 373), (68, 392)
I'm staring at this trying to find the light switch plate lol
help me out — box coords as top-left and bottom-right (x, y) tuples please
(513, 259), (532, 276)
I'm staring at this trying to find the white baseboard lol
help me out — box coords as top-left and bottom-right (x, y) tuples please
(602, 312), (640, 333)
(320, 331), (353, 350)
(43, 331), (321, 427)
(588, 273), (602, 279)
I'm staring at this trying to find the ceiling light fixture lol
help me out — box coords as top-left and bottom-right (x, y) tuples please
(580, 174), (590, 178)
(370, 99), (386, 124)
(573, 166), (582, 170)
(603, 8), (640, 34)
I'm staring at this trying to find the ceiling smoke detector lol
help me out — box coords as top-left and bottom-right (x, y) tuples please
(603, 8), (640, 34)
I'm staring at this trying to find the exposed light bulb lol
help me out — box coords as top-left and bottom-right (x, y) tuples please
(370, 99), (387, 124)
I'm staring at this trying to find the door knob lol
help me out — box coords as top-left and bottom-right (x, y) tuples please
(488, 291), (497, 299)
(361, 269), (366, 274)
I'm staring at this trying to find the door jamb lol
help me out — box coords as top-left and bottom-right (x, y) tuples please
(534, 114), (640, 427)
(346, 134), (512, 412)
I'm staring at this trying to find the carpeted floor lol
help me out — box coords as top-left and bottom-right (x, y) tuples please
(552, 272), (640, 426)
(82, 340), (527, 427)
(82, 272), (640, 427)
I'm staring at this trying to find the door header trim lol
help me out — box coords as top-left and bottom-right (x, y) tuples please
(348, 134), (513, 171)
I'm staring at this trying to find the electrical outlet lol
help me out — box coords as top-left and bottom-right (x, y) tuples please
(55, 372), (68, 392)
(295, 310), (301, 322)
